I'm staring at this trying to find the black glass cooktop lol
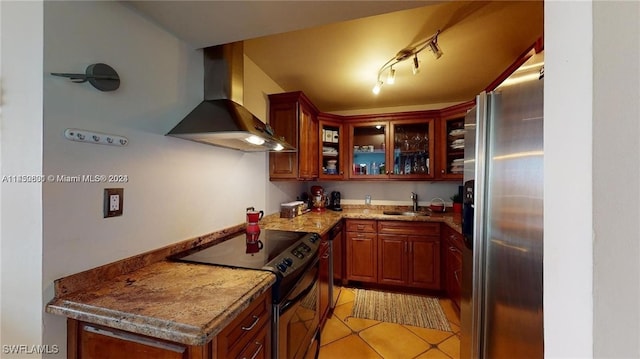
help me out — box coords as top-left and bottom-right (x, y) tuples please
(174, 229), (309, 270)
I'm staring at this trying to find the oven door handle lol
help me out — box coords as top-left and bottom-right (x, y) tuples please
(280, 272), (318, 315)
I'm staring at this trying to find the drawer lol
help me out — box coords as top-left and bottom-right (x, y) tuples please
(236, 322), (269, 359)
(346, 231), (377, 241)
(444, 224), (464, 248)
(217, 290), (271, 359)
(378, 221), (440, 236)
(346, 220), (376, 233)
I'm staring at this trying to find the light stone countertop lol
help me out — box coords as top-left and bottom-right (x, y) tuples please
(261, 205), (462, 235)
(46, 261), (275, 346)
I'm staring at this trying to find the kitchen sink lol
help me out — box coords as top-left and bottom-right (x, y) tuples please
(382, 210), (430, 217)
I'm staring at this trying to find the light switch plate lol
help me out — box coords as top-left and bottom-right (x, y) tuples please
(104, 188), (123, 218)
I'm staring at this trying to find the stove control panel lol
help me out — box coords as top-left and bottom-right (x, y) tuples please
(267, 233), (320, 276)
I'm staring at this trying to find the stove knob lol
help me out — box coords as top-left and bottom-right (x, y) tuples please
(308, 234), (319, 243)
(283, 257), (294, 266)
(276, 263), (288, 272)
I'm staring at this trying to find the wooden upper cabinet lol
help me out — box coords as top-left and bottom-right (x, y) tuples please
(348, 121), (390, 179)
(388, 118), (436, 180)
(268, 91), (319, 180)
(267, 91), (474, 182)
(318, 114), (346, 180)
(435, 102), (475, 180)
(346, 116), (437, 180)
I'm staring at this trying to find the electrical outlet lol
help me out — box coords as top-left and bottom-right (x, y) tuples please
(104, 188), (123, 218)
(365, 194), (371, 205)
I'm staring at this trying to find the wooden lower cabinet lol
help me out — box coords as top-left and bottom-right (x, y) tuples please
(345, 220), (378, 283)
(442, 225), (463, 310)
(67, 290), (272, 359)
(346, 219), (441, 290)
(377, 222), (441, 290)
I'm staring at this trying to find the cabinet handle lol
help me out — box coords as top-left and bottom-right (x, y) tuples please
(322, 251), (330, 259)
(243, 341), (264, 359)
(357, 225), (365, 230)
(454, 269), (461, 284)
(241, 315), (260, 331)
(441, 169), (445, 174)
(449, 246), (461, 254)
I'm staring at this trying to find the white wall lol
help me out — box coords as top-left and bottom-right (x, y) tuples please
(0, 1), (45, 357)
(545, 1), (594, 357)
(593, 1), (640, 357)
(40, 2), (300, 357)
(317, 181), (460, 207)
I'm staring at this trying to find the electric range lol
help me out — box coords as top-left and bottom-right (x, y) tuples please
(173, 229), (322, 359)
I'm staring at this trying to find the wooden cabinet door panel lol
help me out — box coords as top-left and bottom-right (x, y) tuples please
(448, 245), (462, 309)
(269, 103), (298, 179)
(346, 232), (377, 283)
(408, 237), (441, 289)
(298, 105), (319, 179)
(378, 234), (406, 286)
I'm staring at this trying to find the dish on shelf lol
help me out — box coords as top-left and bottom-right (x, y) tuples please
(449, 129), (465, 136)
(322, 152), (338, 157)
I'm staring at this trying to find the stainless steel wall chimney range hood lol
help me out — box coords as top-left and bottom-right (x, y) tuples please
(167, 42), (294, 152)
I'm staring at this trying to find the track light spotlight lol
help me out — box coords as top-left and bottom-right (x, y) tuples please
(429, 36), (443, 59)
(372, 80), (383, 95)
(387, 67), (396, 85)
(412, 55), (420, 75)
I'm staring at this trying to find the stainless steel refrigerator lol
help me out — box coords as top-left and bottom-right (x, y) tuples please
(460, 52), (544, 359)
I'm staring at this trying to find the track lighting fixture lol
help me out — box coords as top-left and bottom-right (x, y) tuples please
(371, 30), (442, 95)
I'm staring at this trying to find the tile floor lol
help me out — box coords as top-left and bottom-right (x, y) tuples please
(319, 287), (460, 359)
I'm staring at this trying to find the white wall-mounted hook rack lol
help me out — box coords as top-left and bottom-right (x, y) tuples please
(64, 128), (128, 147)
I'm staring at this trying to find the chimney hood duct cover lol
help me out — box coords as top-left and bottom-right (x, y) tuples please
(167, 42), (294, 152)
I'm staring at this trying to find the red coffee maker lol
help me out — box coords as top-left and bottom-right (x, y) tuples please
(245, 207), (264, 244)
(311, 185), (327, 212)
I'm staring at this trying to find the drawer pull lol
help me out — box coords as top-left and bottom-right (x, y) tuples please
(243, 341), (263, 359)
(357, 225), (365, 230)
(241, 315), (260, 331)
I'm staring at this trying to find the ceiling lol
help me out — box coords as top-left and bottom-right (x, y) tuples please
(127, 1), (543, 113)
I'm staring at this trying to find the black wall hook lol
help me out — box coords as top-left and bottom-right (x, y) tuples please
(51, 63), (120, 91)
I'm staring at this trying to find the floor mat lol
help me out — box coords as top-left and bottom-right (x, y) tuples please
(350, 288), (452, 332)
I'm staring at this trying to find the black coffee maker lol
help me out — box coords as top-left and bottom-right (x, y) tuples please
(329, 191), (342, 211)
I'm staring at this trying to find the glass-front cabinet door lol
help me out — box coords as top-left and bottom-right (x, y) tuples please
(319, 117), (345, 180)
(389, 118), (436, 180)
(438, 115), (465, 180)
(348, 122), (389, 179)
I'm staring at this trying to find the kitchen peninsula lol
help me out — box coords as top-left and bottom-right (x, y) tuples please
(46, 206), (461, 358)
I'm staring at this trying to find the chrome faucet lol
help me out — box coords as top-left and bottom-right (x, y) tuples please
(411, 192), (418, 212)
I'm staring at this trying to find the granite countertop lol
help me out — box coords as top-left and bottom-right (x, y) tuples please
(46, 261), (275, 346)
(261, 205), (462, 234)
(45, 204), (461, 347)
